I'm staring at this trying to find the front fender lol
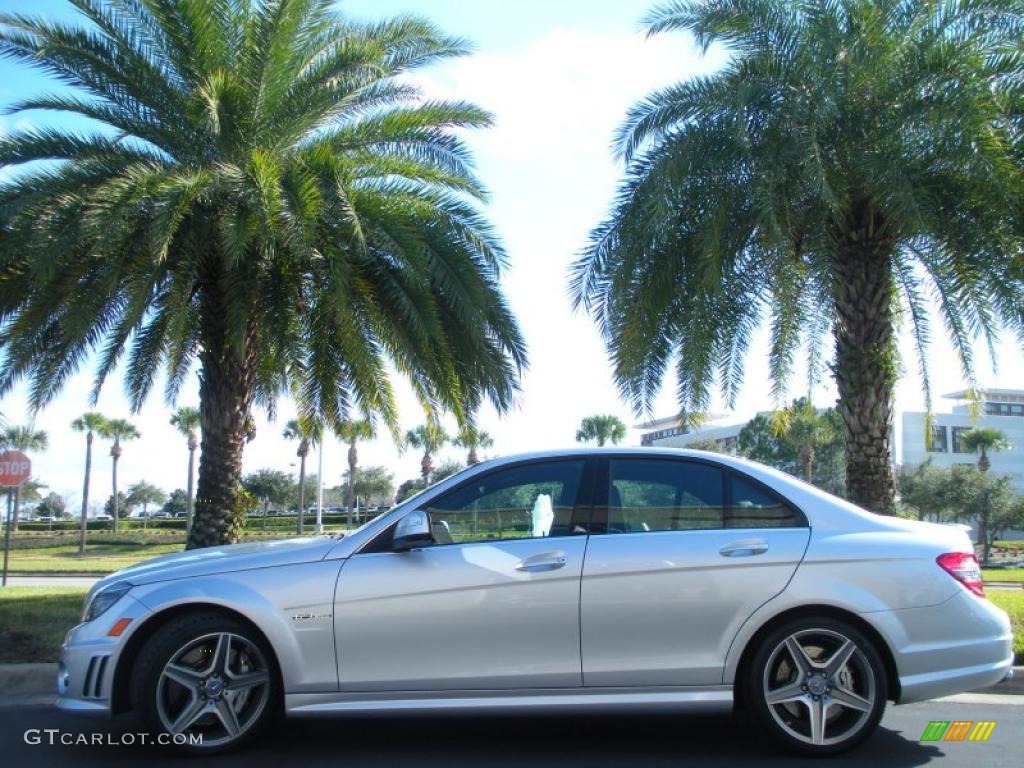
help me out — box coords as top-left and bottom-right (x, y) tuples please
(130, 560), (343, 693)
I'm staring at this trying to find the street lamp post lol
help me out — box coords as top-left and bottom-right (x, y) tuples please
(315, 445), (324, 534)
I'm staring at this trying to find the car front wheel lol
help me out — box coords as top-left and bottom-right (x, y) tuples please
(746, 617), (887, 755)
(131, 612), (278, 754)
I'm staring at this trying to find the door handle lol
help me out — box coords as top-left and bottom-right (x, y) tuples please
(718, 539), (768, 557)
(515, 552), (568, 572)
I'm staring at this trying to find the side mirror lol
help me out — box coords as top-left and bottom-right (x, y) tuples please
(393, 510), (434, 551)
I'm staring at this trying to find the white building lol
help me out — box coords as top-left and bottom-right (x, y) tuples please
(639, 388), (1024, 491)
(901, 389), (1024, 491)
(638, 413), (744, 452)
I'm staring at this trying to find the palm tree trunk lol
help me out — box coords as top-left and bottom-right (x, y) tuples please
(297, 454), (306, 535)
(185, 445), (196, 536)
(976, 447), (990, 546)
(832, 225), (897, 515)
(189, 281), (255, 549)
(800, 445), (814, 483)
(346, 443), (357, 530)
(111, 450), (119, 533)
(78, 432), (92, 555)
(262, 498), (269, 530)
(421, 452), (433, 488)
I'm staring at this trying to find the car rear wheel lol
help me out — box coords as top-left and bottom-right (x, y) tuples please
(746, 617), (887, 755)
(131, 612), (278, 754)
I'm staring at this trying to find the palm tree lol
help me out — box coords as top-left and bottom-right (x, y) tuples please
(284, 417), (322, 534)
(126, 481), (166, 529)
(406, 423), (449, 487)
(335, 418), (375, 530)
(571, 0), (1024, 515)
(961, 426), (1011, 549)
(454, 424), (494, 465)
(99, 419), (140, 533)
(0, 424), (48, 532)
(575, 415), (627, 447)
(242, 469), (293, 530)
(71, 412), (107, 554)
(771, 400), (839, 483)
(0, 0), (526, 549)
(170, 406), (201, 534)
(961, 427), (1011, 473)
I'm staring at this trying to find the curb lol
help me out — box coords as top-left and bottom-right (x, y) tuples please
(0, 663), (56, 706)
(976, 666), (1024, 696)
(1, 663), (1022, 707)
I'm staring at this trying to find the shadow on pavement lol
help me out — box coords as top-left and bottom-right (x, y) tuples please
(1, 708), (944, 767)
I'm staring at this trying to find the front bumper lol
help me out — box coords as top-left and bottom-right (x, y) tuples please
(55, 594), (151, 717)
(869, 589), (1014, 704)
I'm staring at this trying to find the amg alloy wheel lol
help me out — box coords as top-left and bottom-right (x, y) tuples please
(132, 613), (278, 754)
(748, 618), (887, 755)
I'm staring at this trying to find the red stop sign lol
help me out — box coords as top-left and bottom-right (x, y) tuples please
(0, 450), (31, 487)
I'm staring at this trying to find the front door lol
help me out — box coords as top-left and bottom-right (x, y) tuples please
(334, 458), (592, 691)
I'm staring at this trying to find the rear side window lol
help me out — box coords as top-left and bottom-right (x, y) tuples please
(604, 458), (805, 532)
(608, 459), (723, 532)
(725, 475), (804, 528)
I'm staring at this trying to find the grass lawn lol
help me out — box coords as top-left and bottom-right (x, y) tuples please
(993, 540), (1024, 550)
(5, 542), (184, 574)
(0, 587), (88, 663)
(987, 590), (1024, 664)
(983, 568), (1024, 583)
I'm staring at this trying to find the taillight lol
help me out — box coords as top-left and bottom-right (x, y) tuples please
(936, 552), (985, 597)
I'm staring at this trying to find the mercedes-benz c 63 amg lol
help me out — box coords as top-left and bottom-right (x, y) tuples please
(57, 449), (1013, 755)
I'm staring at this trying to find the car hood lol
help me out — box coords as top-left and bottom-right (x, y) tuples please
(96, 536), (340, 588)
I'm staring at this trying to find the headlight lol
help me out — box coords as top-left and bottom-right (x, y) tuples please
(82, 581), (133, 623)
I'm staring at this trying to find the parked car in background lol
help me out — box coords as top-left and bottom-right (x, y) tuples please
(58, 449), (1013, 756)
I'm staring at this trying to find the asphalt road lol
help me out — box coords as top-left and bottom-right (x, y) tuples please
(0, 696), (1020, 767)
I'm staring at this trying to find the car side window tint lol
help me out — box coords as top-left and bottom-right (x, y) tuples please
(725, 475), (803, 528)
(607, 459), (724, 533)
(421, 460), (587, 545)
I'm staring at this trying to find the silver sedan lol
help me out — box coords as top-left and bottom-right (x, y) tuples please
(57, 448), (1014, 756)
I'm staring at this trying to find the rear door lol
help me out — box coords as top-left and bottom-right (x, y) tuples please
(580, 456), (810, 686)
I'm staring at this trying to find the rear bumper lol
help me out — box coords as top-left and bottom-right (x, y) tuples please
(866, 589), (1014, 704)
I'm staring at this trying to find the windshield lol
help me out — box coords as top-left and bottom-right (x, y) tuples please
(336, 464), (481, 538)
(332, 508), (389, 538)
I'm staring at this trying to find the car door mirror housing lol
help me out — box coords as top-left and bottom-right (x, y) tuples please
(393, 510), (434, 551)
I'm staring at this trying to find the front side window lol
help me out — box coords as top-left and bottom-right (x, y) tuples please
(421, 460), (587, 545)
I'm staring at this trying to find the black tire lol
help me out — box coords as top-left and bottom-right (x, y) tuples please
(745, 616), (887, 756)
(130, 611), (279, 755)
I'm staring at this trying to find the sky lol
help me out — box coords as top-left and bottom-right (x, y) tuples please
(0, 0), (1021, 512)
